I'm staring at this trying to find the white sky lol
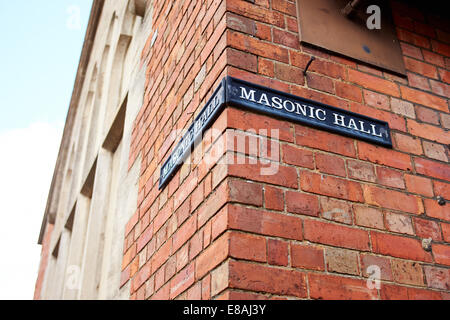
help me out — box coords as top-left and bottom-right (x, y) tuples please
(0, 122), (63, 299)
(0, 1), (91, 300)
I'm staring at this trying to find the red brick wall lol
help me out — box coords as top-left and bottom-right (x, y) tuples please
(123, 0), (449, 300)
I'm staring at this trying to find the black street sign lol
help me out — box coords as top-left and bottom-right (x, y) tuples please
(159, 76), (392, 189)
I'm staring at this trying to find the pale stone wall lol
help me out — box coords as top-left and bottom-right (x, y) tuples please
(39, 0), (152, 300)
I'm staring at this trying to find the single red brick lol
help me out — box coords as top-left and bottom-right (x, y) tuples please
(335, 82), (363, 102)
(358, 141), (412, 171)
(400, 42), (423, 60)
(281, 144), (314, 169)
(316, 153), (346, 177)
(423, 50), (445, 67)
(408, 119), (450, 145)
(407, 72), (431, 91)
(320, 197), (353, 224)
(442, 223), (450, 242)
(385, 212), (414, 235)
(433, 244), (450, 266)
(363, 185), (423, 214)
(258, 58), (274, 77)
(196, 233), (229, 279)
(401, 86), (448, 112)
(228, 204), (303, 241)
(375, 167), (405, 189)
(414, 217), (442, 241)
(304, 219), (370, 250)
(264, 185), (284, 211)
(286, 191), (320, 217)
(347, 160), (376, 182)
(301, 171), (364, 203)
(274, 62), (304, 85)
(360, 254), (393, 281)
(227, 48), (257, 72)
(416, 106), (440, 125)
(228, 154), (298, 188)
(229, 231), (267, 262)
(423, 265), (450, 290)
(169, 262), (195, 299)
(308, 273), (378, 300)
(267, 239), (288, 266)
(393, 133), (423, 155)
(391, 259), (424, 286)
(423, 141), (448, 162)
(325, 247), (360, 275)
(371, 231), (433, 262)
(291, 243), (325, 271)
(363, 89), (390, 110)
(353, 205), (385, 229)
(273, 28), (299, 49)
(229, 259), (307, 298)
(397, 29), (430, 48)
(433, 180), (450, 200)
(348, 69), (400, 97)
(228, 30), (289, 63)
(415, 157), (450, 181)
(306, 73), (335, 94)
(228, 178), (263, 207)
(404, 56), (438, 79)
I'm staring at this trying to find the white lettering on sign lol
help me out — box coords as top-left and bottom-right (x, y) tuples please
(240, 86), (383, 138)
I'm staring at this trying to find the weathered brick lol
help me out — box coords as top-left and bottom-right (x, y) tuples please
(308, 273), (378, 300)
(433, 244), (450, 266)
(363, 185), (424, 214)
(301, 171), (364, 203)
(358, 141), (412, 171)
(348, 69), (400, 97)
(405, 174), (434, 197)
(295, 125), (356, 157)
(304, 219), (370, 250)
(228, 205), (303, 241)
(423, 265), (450, 290)
(391, 259), (424, 286)
(353, 205), (384, 229)
(408, 119), (450, 145)
(423, 141), (448, 162)
(360, 254), (393, 281)
(228, 178), (263, 206)
(404, 56), (438, 79)
(363, 89), (390, 110)
(229, 260), (307, 298)
(281, 144), (314, 169)
(267, 239), (288, 266)
(320, 197), (353, 224)
(264, 185), (284, 211)
(391, 98), (416, 118)
(415, 157), (450, 181)
(401, 86), (448, 112)
(325, 247), (360, 275)
(306, 73), (335, 94)
(316, 153), (346, 177)
(347, 160), (376, 182)
(376, 167), (405, 189)
(335, 82), (362, 102)
(229, 231), (266, 262)
(385, 212), (414, 235)
(414, 217), (442, 241)
(286, 191), (320, 217)
(291, 243), (324, 271)
(371, 231), (433, 262)
(393, 133), (423, 155)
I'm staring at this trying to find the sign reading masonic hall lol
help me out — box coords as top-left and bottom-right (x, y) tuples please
(159, 76), (392, 189)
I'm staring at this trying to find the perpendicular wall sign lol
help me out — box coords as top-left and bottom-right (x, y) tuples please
(159, 76), (392, 189)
